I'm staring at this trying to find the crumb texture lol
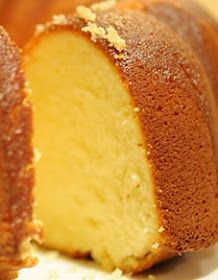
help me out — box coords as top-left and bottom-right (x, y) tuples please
(91, 0), (116, 11)
(75, 2), (126, 52)
(76, 6), (96, 22)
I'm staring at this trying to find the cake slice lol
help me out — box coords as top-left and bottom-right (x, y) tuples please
(24, 8), (218, 273)
(0, 26), (40, 279)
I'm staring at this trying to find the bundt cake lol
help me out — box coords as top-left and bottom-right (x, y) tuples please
(24, 4), (218, 273)
(117, 0), (218, 103)
(0, 26), (40, 279)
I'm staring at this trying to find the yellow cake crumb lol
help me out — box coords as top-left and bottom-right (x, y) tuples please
(158, 226), (165, 233)
(134, 107), (140, 112)
(35, 15), (68, 35)
(24, 80), (32, 95)
(110, 268), (126, 279)
(106, 26), (126, 52)
(77, 3), (126, 53)
(152, 242), (160, 250)
(82, 24), (126, 53)
(76, 6), (96, 22)
(82, 22), (106, 42)
(91, 0), (116, 11)
(33, 148), (42, 163)
(114, 53), (127, 60)
(35, 24), (45, 35)
(52, 14), (68, 25)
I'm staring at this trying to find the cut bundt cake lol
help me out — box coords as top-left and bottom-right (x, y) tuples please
(24, 6), (218, 273)
(0, 26), (40, 279)
(118, 0), (218, 103)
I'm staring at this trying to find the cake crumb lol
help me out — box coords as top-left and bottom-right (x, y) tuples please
(78, 4), (126, 53)
(111, 268), (122, 276)
(152, 242), (160, 250)
(35, 14), (68, 34)
(134, 107), (140, 112)
(82, 22), (106, 42)
(24, 80), (32, 95)
(106, 26), (126, 52)
(114, 53), (127, 60)
(158, 226), (165, 233)
(82, 23), (126, 52)
(14, 128), (22, 135)
(22, 97), (31, 107)
(52, 14), (68, 25)
(33, 148), (42, 163)
(35, 24), (45, 35)
(76, 5), (96, 22)
(91, 0), (116, 11)
(109, 268), (126, 279)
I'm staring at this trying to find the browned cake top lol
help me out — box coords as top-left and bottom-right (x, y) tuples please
(118, 0), (218, 105)
(0, 26), (40, 276)
(27, 8), (218, 256)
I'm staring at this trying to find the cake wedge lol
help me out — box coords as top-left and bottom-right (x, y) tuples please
(24, 8), (218, 273)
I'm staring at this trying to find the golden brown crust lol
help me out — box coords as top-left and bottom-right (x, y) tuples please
(118, 0), (218, 105)
(25, 8), (218, 271)
(149, 0), (218, 106)
(0, 26), (40, 278)
(0, 269), (18, 280)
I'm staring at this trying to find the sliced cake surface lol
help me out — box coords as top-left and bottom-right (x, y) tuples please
(0, 26), (40, 279)
(24, 8), (218, 273)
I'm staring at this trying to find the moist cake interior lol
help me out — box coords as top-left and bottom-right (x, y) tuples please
(25, 31), (160, 270)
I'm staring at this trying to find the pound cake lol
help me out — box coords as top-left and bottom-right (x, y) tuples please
(24, 6), (218, 273)
(0, 26), (40, 279)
